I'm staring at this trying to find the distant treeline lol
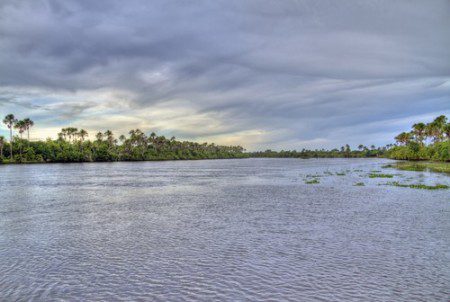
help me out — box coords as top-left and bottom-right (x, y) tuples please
(250, 144), (387, 159)
(0, 114), (247, 163)
(250, 115), (450, 162)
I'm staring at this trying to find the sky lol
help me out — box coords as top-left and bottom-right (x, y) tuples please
(0, 0), (449, 151)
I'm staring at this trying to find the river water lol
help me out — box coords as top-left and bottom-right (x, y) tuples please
(0, 158), (449, 301)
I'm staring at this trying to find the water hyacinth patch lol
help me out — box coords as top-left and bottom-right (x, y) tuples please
(369, 173), (394, 178)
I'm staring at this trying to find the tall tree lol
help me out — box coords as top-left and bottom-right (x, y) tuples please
(426, 115), (448, 142)
(395, 132), (411, 145)
(23, 118), (34, 142)
(14, 120), (27, 158)
(95, 132), (104, 142)
(443, 123), (450, 141)
(78, 129), (88, 142)
(119, 134), (126, 143)
(412, 122), (426, 145)
(66, 127), (78, 142)
(104, 130), (114, 146)
(3, 114), (17, 160)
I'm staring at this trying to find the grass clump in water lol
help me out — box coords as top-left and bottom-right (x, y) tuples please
(305, 179), (320, 184)
(369, 173), (394, 178)
(336, 172), (346, 176)
(354, 182), (365, 186)
(386, 181), (449, 190)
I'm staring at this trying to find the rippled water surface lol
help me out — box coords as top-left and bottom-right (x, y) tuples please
(1, 158), (449, 301)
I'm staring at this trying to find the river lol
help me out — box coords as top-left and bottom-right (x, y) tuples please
(0, 158), (449, 301)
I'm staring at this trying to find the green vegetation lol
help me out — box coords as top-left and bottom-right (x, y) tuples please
(386, 181), (449, 190)
(369, 173), (394, 178)
(305, 179), (320, 184)
(336, 172), (346, 176)
(387, 115), (450, 161)
(385, 161), (450, 174)
(251, 144), (387, 159)
(354, 182), (365, 186)
(251, 115), (450, 163)
(2, 113), (449, 165)
(1, 114), (247, 164)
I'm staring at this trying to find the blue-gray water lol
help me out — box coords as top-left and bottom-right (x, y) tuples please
(0, 158), (449, 301)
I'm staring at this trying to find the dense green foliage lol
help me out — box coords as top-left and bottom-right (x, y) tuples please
(386, 115), (450, 161)
(368, 173), (394, 178)
(1, 115), (247, 163)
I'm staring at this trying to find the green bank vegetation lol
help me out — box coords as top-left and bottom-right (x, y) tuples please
(2, 114), (449, 164)
(386, 115), (450, 161)
(250, 115), (450, 163)
(1, 114), (247, 163)
(385, 161), (450, 174)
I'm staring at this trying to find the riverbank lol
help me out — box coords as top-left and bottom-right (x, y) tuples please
(385, 161), (450, 174)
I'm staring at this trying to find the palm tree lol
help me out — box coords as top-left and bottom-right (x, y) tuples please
(104, 130), (114, 146)
(23, 118), (34, 143)
(119, 134), (126, 144)
(96, 132), (104, 142)
(3, 114), (17, 160)
(395, 132), (411, 145)
(443, 123), (450, 141)
(78, 129), (88, 141)
(66, 127), (78, 142)
(0, 136), (4, 159)
(412, 122), (426, 145)
(434, 115), (447, 127)
(14, 120), (26, 139)
(14, 120), (27, 158)
(426, 115), (448, 143)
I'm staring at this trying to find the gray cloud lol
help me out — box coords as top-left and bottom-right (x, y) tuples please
(0, 0), (449, 149)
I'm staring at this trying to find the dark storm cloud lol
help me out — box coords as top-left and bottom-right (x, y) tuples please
(0, 0), (449, 149)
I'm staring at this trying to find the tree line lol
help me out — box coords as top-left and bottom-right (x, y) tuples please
(0, 114), (246, 163)
(1, 113), (449, 164)
(250, 115), (450, 161)
(250, 144), (389, 159)
(388, 115), (450, 161)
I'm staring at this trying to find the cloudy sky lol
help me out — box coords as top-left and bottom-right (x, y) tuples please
(0, 0), (449, 150)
